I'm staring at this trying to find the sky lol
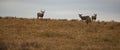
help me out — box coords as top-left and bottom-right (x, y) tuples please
(0, 0), (120, 22)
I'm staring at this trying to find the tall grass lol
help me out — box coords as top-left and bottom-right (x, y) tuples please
(0, 18), (120, 50)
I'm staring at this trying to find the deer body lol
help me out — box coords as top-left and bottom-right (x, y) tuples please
(92, 14), (97, 21)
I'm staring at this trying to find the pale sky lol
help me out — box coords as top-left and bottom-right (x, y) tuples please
(0, 0), (120, 21)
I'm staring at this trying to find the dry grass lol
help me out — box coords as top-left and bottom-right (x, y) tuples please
(0, 18), (120, 50)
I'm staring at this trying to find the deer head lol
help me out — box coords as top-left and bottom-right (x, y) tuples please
(41, 10), (45, 14)
(79, 14), (82, 17)
(94, 14), (97, 16)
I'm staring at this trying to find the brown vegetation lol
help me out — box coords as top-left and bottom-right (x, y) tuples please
(0, 18), (120, 50)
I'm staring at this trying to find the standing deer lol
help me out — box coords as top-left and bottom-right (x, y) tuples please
(79, 14), (88, 21)
(37, 10), (45, 19)
(92, 14), (97, 21)
(79, 14), (91, 24)
(86, 16), (92, 24)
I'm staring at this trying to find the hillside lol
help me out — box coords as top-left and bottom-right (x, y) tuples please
(0, 18), (120, 50)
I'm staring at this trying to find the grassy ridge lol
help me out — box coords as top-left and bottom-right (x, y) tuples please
(0, 18), (120, 50)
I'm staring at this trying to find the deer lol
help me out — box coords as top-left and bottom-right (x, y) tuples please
(91, 14), (97, 21)
(85, 16), (92, 24)
(78, 14), (91, 24)
(79, 14), (88, 21)
(37, 10), (45, 19)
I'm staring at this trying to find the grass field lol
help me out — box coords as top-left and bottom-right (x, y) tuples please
(0, 18), (120, 50)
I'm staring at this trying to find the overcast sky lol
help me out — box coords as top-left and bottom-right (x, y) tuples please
(0, 0), (120, 21)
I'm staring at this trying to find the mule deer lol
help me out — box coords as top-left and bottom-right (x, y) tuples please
(79, 14), (88, 21)
(92, 14), (97, 21)
(37, 10), (45, 19)
(79, 14), (91, 24)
